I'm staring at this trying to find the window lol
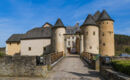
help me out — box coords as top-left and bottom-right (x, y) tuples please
(103, 43), (105, 46)
(9, 43), (11, 45)
(93, 31), (95, 35)
(107, 22), (108, 24)
(59, 34), (61, 36)
(28, 47), (31, 51)
(44, 47), (46, 51)
(68, 41), (70, 46)
(90, 46), (92, 49)
(102, 32), (104, 36)
(72, 36), (74, 39)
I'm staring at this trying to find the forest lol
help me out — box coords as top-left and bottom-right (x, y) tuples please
(115, 34), (130, 55)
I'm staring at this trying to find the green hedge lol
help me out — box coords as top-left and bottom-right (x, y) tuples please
(112, 60), (130, 76)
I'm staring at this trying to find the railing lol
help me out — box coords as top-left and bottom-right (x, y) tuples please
(36, 51), (64, 70)
(50, 52), (63, 64)
(81, 52), (100, 70)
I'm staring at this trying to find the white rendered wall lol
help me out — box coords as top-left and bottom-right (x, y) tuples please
(21, 39), (51, 56)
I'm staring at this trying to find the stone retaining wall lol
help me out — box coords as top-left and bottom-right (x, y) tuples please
(0, 56), (48, 77)
(101, 69), (130, 80)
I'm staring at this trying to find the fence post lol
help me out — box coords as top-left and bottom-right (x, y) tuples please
(46, 54), (52, 70)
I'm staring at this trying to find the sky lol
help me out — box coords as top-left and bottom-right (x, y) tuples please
(0, 0), (130, 47)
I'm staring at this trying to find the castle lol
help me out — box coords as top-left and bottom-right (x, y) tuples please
(6, 10), (115, 56)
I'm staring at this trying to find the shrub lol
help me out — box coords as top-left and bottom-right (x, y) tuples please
(125, 48), (130, 54)
(0, 52), (5, 57)
(112, 60), (130, 76)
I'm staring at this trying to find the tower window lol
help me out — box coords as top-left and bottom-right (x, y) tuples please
(28, 47), (31, 51)
(93, 31), (95, 35)
(107, 22), (108, 24)
(90, 46), (92, 49)
(102, 33), (104, 36)
(103, 43), (105, 46)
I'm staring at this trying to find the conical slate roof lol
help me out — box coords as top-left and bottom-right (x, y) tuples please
(93, 11), (101, 21)
(53, 18), (65, 28)
(82, 14), (97, 26)
(98, 10), (114, 21)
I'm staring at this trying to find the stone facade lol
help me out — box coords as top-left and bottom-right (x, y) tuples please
(6, 42), (21, 55)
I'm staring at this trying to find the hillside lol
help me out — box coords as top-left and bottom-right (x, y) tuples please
(115, 34), (130, 55)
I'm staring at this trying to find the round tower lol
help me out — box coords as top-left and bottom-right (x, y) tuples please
(81, 14), (99, 54)
(52, 18), (66, 53)
(98, 10), (115, 56)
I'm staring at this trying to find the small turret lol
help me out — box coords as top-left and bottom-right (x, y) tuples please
(51, 18), (66, 53)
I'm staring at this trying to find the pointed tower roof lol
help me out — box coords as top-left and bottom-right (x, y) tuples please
(93, 10), (101, 21)
(53, 18), (65, 28)
(98, 10), (114, 21)
(81, 14), (97, 27)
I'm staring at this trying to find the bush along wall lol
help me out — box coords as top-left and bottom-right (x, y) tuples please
(112, 60), (130, 76)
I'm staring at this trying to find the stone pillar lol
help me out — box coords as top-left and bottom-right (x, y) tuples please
(80, 35), (84, 54)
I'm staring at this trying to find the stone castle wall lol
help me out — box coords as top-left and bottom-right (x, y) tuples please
(6, 42), (21, 56)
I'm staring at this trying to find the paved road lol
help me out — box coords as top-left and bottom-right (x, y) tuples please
(46, 54), (104, 80)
